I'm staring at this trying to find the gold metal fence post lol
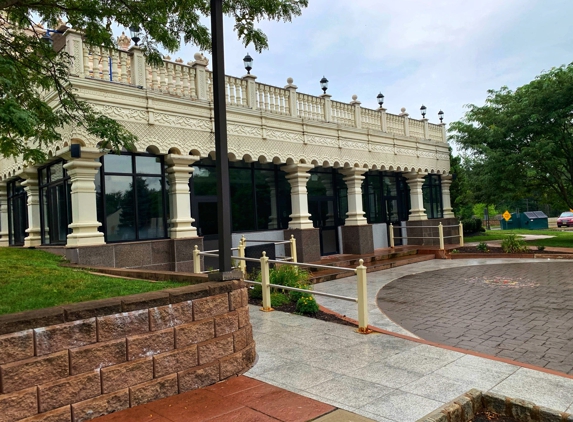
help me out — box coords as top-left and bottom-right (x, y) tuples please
(389, 223), (395, 248)
(438, 222), (445, 250)
(459, 222), (464, 247)
(260, 251), (273, 312)
(356, 259), (370, 333)
(193, 245), (201, 273)
(238, 236), (246, 276)
(290, 235), (297, 263)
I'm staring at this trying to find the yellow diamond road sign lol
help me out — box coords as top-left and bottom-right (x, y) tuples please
(503, 210), (511, 221)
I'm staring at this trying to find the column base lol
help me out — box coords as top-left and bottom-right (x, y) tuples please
(341, 225), (374, 255)
(408, 210), (428, 221)
(24, 236), (42, 248)
(284, 228), (320, 263)
(66, 233), (105, 247)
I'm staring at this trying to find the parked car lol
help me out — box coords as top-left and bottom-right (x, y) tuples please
(557, 211), (573, 227)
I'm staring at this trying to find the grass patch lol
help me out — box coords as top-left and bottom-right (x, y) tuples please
(466, 229), (573, 248)
(0, 248), (183, 315)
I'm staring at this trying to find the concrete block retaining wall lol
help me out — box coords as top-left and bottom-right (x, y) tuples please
(0, 281), (254, 422)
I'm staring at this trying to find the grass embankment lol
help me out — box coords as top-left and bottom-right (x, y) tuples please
(466, 229), (573, 248)
(0, 248), (182, 315)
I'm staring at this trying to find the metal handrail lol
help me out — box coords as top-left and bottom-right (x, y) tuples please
(241, 239), (290, 244)
(245, 280), (357, 302)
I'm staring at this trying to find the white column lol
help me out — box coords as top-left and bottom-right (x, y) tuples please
(285, 78), (298, 118)
(266, 177), (278, 229)
(21, 167), (42, 247)
(63, 148), (105, 247)
(405, 172), (427, 221)
(441, 175), (455, 218)
(282, 163), (314, 230)
(165, 154), (199, 238)
(243, 74), (258, 109)
(0, 184), (9, 247)
(340, 168), (368, 226)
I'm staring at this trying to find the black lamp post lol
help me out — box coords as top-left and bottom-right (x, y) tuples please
(129, 26), (141, 46)
(438, 110), (444, 123)
(420, 104), (427, 118)
(377, 92), (385, 108)
(243, 53), (253, 74)
(320, 76), (329, 94)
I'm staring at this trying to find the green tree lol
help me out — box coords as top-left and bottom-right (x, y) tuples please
(0, 0), (308, 162)
(450, 63), (573, 210)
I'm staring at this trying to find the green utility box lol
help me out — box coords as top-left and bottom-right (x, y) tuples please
(501, 211), (548, 230)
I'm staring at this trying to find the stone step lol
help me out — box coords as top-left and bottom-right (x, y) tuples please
(308, 248), (418, 270)
(308, 253), (434, 284)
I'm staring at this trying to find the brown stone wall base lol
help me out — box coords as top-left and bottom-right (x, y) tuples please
(0, 283), (254, 421)
(41, 238), (204, 273)
(405, 218), (458, 246)
(340, 225), (374, 255)
(284, 228), (321, 263)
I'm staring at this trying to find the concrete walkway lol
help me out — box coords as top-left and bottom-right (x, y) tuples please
(245, 259), (573, 422)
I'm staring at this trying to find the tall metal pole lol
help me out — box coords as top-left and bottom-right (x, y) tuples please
(211, 0), (232, 273)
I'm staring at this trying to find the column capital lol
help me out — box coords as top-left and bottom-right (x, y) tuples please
(165, 154), (200, 168)
(282, 163), (314, 175)
(340, 167), (368, 178)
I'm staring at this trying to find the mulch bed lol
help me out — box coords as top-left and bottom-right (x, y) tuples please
(454, 246), (567, 255)
(471, 411), (516, 421)
(248, 297), (357, 328)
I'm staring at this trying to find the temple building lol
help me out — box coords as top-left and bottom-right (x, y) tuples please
(0, 29), (455, 271)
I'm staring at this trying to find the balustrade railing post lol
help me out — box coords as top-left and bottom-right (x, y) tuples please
(356, 259), (370, 333)
(350, 95), (361, 128)
(321, 94), (332, 122)
(129, 46), (147, 88)
(399, 108), (410, 137)
(285, 78), (298, 118)
(242, 74), (258, 109)
(193, 245), (201, 273)
(64, 30), (85, 77)
(441, 122), (447, 142)
(260, 252), (273, 312)
(438, 222), (445, 250)
(423, 118), (429, 140)
(389, 223), (395, 248)
(459, 222), (464, 246)
(379, 107), (387, 132)
(191, 53), (209, 100)
(290, 235), (297, 263)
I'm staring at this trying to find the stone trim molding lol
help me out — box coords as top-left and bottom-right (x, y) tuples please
(0, 281), (254, 422)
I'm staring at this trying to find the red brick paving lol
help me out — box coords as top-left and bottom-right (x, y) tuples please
(377, 262), (573, 375)
(93, 376), (335, 422)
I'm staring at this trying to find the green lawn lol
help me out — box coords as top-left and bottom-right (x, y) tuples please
(466, 229), (573, 248)
(0, 248), (183, 315)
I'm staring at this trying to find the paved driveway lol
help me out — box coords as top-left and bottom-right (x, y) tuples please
(377, 262), (573, 374)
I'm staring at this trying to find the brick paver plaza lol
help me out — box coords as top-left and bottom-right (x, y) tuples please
(377, 262), (573, 374)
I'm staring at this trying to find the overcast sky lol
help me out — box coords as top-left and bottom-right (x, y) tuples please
(119, 1), (572, 139)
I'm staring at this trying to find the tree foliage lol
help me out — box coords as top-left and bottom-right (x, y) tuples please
(450, 63), (573, 210)
(0, 0), (308, 162)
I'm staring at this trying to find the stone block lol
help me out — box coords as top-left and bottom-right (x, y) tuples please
(219, 350), (245, 379)
(178, 361), (220, 393)
(120, 292), (170, 312)
(175, 319), (214, 348)
(63, 299), (122, 322)
(0, 386), (38, 422)
(71, 389), (129, 422)
(197, 335), (234, 365)
(129, 373), (178, 407)
(0, 307), (64, 336)
(229, 290), (242, 311)
(537, 406), (565, 422)
(192, 294), (229, 321)
(237, 306), (250, 328)
(72, 245), (114, 268)
(96, 309), (149, 342)
(214, 312), (238, 337)
(341, 225), (374, 255)
(127, 328), (174, 361)
(206, 281), (233, 296)
(454, 394), (475, 421)
(69, 338), (126, 375)
(35, 319), (97, 356)
(439, 402), (462, 422)
(1, 350), (69, 394)
(153, 345), (198, 378)
(167, 284), (210, 304)
(151, 240), (173, 265)
(509, 398), (536, 421)
(0, 330), (34, 365)
(148, 301), (193, 331)
(483, 392), (508, 415)
(284, 228), (321, 263)
(242, 344), (256, 368)
(240, 289), (248, 307)
(113, 242), (152, 268)
(38, 370), (100, 413)
(19, 405), (71, 422)
(100, 357), (153, 394)
(233, 327), (248, 352)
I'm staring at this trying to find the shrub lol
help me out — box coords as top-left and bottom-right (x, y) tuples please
(462, 218), (483, 234)
(270, 292), (290, 307)
(476, 242), (489, 253)
(501, 234), (528, 253)
(537, 245), (546, 251)
(249, 283), (262, 300)
(296, 295), (319, 315)
(289, 284), (312, 303)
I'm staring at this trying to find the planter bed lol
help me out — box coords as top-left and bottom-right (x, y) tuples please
(448, 246), (573, 259)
